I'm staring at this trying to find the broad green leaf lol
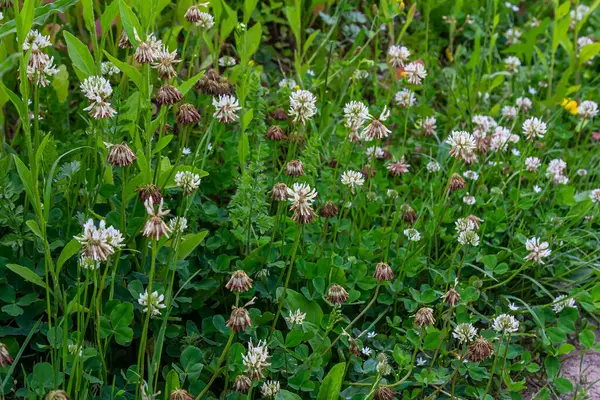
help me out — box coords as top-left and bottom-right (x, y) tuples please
(56, 239), (82, 274)
(243, 0), (258, 23)
(177, 71), (204, 96)
(317, 362), (345, 400)
(110, 302), (134, 328)
(6, 264), (50, 292)
(176, 231), (209, 260)
(25, 220), (42, 239)
(118, 0), (142, 48)
(64, 31), (96, 77)
(101, 0), (120, 36)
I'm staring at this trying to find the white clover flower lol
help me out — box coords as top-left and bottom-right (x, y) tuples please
(362, 106), (391, 140)
(504, 56), (521, 73)
(590, 189), (600, 203)
(343, 101), (371, 129)
(261, 381), (280, 398)
(525, 157), (541, 172)
(79, 255), (100, 271)
(463, 195), (476, 205)
(422, 116), (436, 136)
(22, 29), (52, 52)
(570, 4), (590, 23)
(218, 56), (237, 67)
(516, 97), (532, 112)
(212, 94), (241, 124)
(577, 169), (588, 176)
(445, 131), (476, 162)
(151, 45), (181, 79)
(101, 61), (120, 76)
(552, 295), (576, 313)
(243, 340), (271, 380)
(491, 314), (520, 333)
(75, 219), (123, 261)
(353, 69), (369, 80)
(175, 171), (201, 194)
(68, 343), (83, 357)
(80, 76), (116, 119)
(366, 146), (385, 159)
(404, 228), (421, 242)
(458, 231), (480, 246)
(361, 347), (373, 356)
(522, 117), (547, 140)
(463, 171), (479, 180)
(453, 323), (477, 343)
(168, 216), (188, 233)
(394, 88), (416, 108)
(505, 28), (521, 43)
(427, 161), (441, 172)
(490, 126), (519, 153)
(525, 237), (551, 264)
(388, 45), (410, 67)
(286, 309), (306, 325)
(287, 183), (318, 224)
(289, 89), (317, 124)
(138, 289), (166, 317)
(578, 101), (598, 119)
(341, 170), (365, 194)
(26, 57), (59, 87)
(546, 159), (568, 185)
(455, 218), (476, 234)
(502, 106), (517, 120)
(473, 115), (496, 135)
(279, 78), (297, 88)
(404, 61), (427, 85)
(195, 12), (215, 29)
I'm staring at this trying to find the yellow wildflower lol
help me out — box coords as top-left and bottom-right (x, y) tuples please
(561, 98), (578, 115)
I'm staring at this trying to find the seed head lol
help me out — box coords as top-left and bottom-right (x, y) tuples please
(233, 375), (252, 393)
(107, 143), (136, 167)
(225, 270), (253, 292)
(169, 389), (193, 400)
(176, 104), (201, 125)
(414, 307), (435, 328)
(265, 125), (285, 141)
(156, 84), (183, 106)
(467, 336), (494, 362)
(374, 262), (394, 281)
(442, 289), (460, 307)
(327, 284), (349, 304)
(285, 160), (305, 177)
(319, 201), (339, 218)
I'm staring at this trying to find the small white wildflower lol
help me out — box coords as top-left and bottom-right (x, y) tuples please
(492, 314), (520, 333)
(138, 289), (166, 317)
(168, 216), (188, 233)
(80, 76), (116, 119)
(463, 195), (476, 205)
(453, 323), (478, 343)
(404, 61), (427, 85)
(508, 302), (519, 311)
(212, 94), (241, 124)
(286, 309), (306, 325)
(182, 147), (191, 155)
(522, 117), (547, 140)
(504, 56), (521, 73)
(341, 170), (365, 194)
(463, 171), (479, 180)
(578, 101), (598, 119)
(502, 106), (517, 120)
(278, 78), (297, 89)
(394, 88), (416, 108)
(589, 189), (600, 203)
(404, 228), (421, 242)
(367, 331), (377, 339)
(427, 161), (441, 172)
(416, 356), (427, 366)
(552, 295), (576, 313)
(533, 185), (542, 193)
(516, 97), (532, 112)
(525, 237), (551, 264)
(525, 157), (541, 172)
(261, 381), (280, 398)
(218, 56), (237, 67)
(577, 169), (587, 176)
(101, 61), (120, 76)
(458, 231), (480, 246)
(174, 171), (201, 194)
(388, 45), (410, 67)
(361, 347), (373, 356)
(289, 89), (317, 124)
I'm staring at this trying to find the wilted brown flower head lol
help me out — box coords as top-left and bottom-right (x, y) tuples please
(442, 289), (460, 307)
(176, 103), (201, 125)
(226, 299), (255, 332)
(196, 69), (233, 96)
(361, 164), (376, 179)
(266, 125), (285, 141)
(107, 143), (136, 167)
(348, 336), (360, 356)
(476, 135), (490, 154)
(156, 84), (183, 106)
(413, 307), (435, 328)
(0, 343), (13, 366)
(448, 173), (466, 191)
(319, 200), (339, 218)
(285, 160), (305, 177)
(184, 5), (203, 22)
(327, 284), (349, 304)
(374, 262), (394, 281)
(169, 389), (193, 400)
(233, 375), (252, 393)
(271, 108), (288, 120)
(374, 387), (395, 400)
(136, 184), (162, 205)
(118, 30), (132, 49)
(402, 206), (417, 224)
(46, 390), (70, 400)
(467, 336), (494, 362)
(225, 270), (253, 292)
(271, 183), (289, 201)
